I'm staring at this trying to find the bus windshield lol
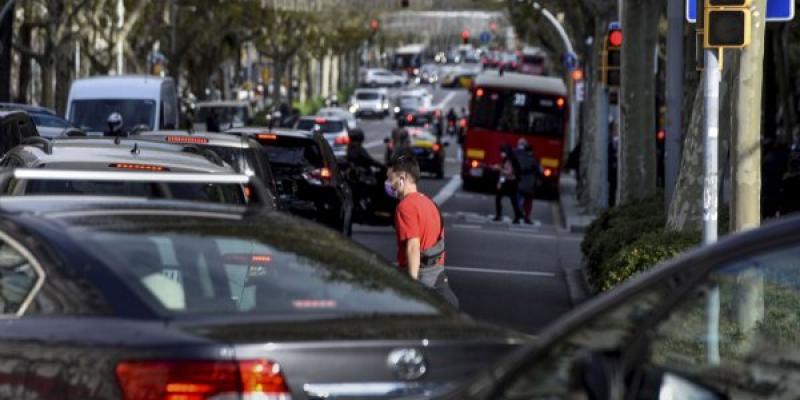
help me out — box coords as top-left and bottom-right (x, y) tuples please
(469, 89), (565, 138)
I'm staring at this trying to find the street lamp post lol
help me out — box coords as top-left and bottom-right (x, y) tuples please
(530, 2), (579, 153)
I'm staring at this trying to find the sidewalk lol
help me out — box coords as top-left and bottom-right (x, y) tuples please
(558, 175), (596, 233)
(557, 174), (595, 305)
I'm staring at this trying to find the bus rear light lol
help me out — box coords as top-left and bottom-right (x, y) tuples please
(432, 143), (441, 152)
(115, 359), (291, 400)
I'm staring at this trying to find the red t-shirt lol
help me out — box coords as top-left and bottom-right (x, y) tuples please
(395, 192), (445, 269)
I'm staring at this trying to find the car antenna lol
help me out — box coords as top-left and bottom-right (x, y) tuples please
(114, 135), (122, 145)
(131, 142), (140, 155)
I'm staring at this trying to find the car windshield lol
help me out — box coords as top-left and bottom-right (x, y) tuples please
(74, 214), (443, 317)
(296, 119), (345, 133)
(399, 96), (423, 109)
(69, 99), (156, 132)
(20, 180), (246, 204)
(196, 106), (248, 127)
(356, 92), (380, 100)
(260, 136), (324, 171)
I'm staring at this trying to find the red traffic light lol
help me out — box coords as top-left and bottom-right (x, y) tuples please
(608, 30), (623, 47)
(489, 22), (498, 32)
(461, 30), (470, 40)
(369, 19), (379, 31)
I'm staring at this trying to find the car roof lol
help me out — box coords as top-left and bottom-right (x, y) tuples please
(0, 196), (250, 219)
(11, 137), (234, 173)
(134, 130), (251, 149)
(318, 107), (352, 116)
(0, 103), (56, 115)
(354, 88), (388, 94)
(227, 127), (315, 140)
(474, 71), (567, 96)
(299, 115), (346, 123)
(68, 75), (171, 100)
(396, 44), (426, 54)
(0, 110), (29, 120)
(195, 101), (251, 108)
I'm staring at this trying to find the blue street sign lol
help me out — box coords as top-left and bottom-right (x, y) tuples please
(563, 53), (577, 71)
(687, 0), (794, 22)
(479, 31), (492, 44)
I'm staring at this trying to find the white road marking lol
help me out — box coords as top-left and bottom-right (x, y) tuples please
(445, 266), (557, 278)
(451, 224), (482, 230)
(364, 139), (384, 149)
(432, 175), (462, 205)
(434, 91), (457, 110)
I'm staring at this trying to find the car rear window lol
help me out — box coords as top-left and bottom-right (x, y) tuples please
(296, 119), (345, 133)
(356, 92), (380, 100)
(75, 215), (442, 317)
(259, 137), (324, 170)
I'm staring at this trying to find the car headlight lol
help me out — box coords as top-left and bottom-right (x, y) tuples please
(349, 104), (358, 113)
(394, 106), (401, 113)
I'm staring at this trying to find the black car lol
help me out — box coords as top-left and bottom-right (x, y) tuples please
(0, 103), (76, 138)
(0, 196), (523, 399)
(132, 129), (279, 206)
(0, 110), (40, 155)
(227, 127), (354, 236)
(428, 214), (800, 400)
(398, 108), (443, 137)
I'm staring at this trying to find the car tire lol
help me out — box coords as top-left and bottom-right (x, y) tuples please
(435, 166), (445, 180)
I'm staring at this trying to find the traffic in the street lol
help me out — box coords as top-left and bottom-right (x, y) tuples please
(2, 0), (800, 399)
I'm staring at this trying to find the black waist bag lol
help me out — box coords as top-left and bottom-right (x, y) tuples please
(420, 202), (445, 267)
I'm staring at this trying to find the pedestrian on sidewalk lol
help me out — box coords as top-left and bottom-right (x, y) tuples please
(386, 154), (459, 307)
(493, 144), (524, 223)
(514, 138), (540, 225)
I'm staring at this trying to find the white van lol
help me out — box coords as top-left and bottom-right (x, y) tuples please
(65, 76), (179, 134)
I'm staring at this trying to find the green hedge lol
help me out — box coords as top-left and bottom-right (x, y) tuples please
(582, 194), (666, 288)
(596, 229), (700, 291)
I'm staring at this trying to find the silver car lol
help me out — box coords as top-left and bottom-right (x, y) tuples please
(349, 88), (390, 119)
(294, 116), (350, 158)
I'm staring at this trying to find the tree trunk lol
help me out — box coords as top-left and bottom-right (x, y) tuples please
(666, 79), (704, 231)
(731, 0), (766, 233)
(0, 1), (13, 102)
(16, 22), (33, 104)
(271, 59), (285, 108)
(618, 0), (660, 205)
(55, 58), (71, 115)
(40, 56), (56, 109)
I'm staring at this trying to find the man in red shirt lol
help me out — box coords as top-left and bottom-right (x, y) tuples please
(386, 154), (458, 307)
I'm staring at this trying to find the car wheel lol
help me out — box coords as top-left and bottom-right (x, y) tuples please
(435, 166), (445, 180)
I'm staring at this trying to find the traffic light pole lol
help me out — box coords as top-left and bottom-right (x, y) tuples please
(702, 49), (720, 246)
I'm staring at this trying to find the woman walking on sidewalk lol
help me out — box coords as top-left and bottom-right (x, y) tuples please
(494, 145), (524, 223)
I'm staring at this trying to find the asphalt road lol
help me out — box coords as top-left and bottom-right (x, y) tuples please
(352, 85), (582, 335)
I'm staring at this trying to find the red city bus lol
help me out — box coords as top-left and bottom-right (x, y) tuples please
(461, 72), (568, 197)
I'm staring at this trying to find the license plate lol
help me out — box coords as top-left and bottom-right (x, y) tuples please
(413, 148), (425, 155)
(469, 168), (483, 177)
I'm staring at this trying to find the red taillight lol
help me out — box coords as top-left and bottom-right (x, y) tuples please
(657, 130), (666, 141)
(459, 118), (467, 128)
(475, 88), (484, 98)
(314, 117), (327, 124)
(243, 185), (252, 200)
(334, 134), (350, 145)
(470, 160), (480, 169)
(556, 97), (566, 108)
(406, 114), (414, 123)
(257, 133), (278, 141)
(433, 143), (441, 152)
(115, 359), (290, 400)
(543, 168), (553, 177)
(303, 167), (332, 185)
(434, 109), (441, 118)
(224, 254), (273, 265)
(110, 163), (169, 172)
(166, 136), (209, 144)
